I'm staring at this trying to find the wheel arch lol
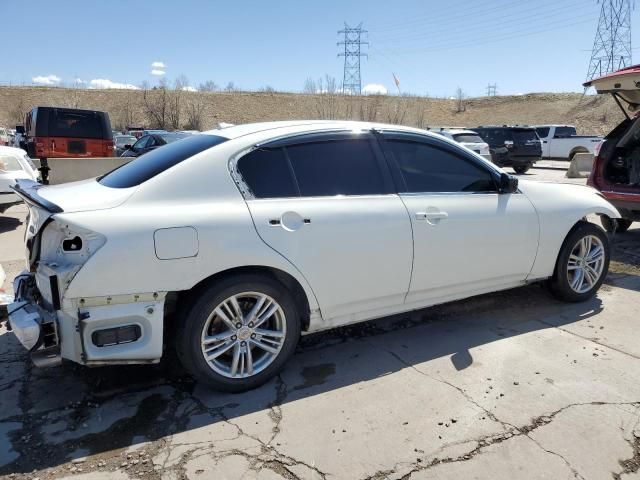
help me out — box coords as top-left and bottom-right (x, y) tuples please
(166, 265), (314, 333)
(569, 146), (589, 159)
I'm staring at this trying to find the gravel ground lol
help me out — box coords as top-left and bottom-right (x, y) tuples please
(1, 166), (639, 480)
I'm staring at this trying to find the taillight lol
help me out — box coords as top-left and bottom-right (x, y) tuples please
(593, 140), (604, 158)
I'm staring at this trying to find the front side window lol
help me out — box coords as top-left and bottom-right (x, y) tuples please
(286, 139), (385, 197)
(387, 140), (497, 193)
(535, 127), (550, 138)
(133, 136), (151, 150)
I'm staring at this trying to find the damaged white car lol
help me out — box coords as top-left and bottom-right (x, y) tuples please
(8, 121), (619, 391)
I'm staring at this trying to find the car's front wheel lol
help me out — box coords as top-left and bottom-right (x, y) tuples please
(176, 274), (301, 392)
(548, 222), (609, 302)
(600, 215), (633, 233)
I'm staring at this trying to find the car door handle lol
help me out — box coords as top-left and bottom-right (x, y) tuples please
(416, 211), (448, 220)
(269, 218), (311, 226)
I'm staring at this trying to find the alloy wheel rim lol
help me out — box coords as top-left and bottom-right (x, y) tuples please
(200, 292), (287, 379)
(566, 235), (605, 294)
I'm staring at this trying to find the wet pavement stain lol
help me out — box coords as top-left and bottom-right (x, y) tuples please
(294, 363), (336, 390)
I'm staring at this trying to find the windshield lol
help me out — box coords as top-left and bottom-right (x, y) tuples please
(115, 136), (136, 147)
(99, 134), (228, 188)
(0, 155), (23, 172)
(453, 134), (484, 144)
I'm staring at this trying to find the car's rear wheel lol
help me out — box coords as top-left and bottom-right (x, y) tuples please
(548, 222), (609, 302)
(176, 274), (301, 392)
(513, 164), (531, 174)
(600, 215), (633, 233)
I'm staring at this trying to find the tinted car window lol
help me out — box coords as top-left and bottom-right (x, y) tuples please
(387, 140), (496, 193)
(285, 139), (386, 197)
(238, 148), (298, 198)
(475, 128), (508, 145)
(99, 134), (228, 188)
(452, 134), (484, 143)
(553, 126), (577, 138)
(159, 133), (191, 144)
(48, 110), (104, 139)
(535, 127), (550, 138)
(133, 136), (150, 150)
(511, 129), (538, 143)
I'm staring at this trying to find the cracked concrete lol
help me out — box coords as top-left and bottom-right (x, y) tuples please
(1, 169), (640, 480)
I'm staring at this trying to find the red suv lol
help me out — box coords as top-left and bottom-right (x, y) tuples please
(585, 66), (640, 232)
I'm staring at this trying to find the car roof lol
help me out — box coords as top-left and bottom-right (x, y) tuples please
(0, 146), (26, 156)
(202, 120), (431, 140)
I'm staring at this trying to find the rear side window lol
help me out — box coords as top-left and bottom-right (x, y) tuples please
(286, 139), (385, 197)
(0, 155), (23, 172)
(387, 140), (496, 193)
(475, 128), (508, 145)
(553, 126), (577, 138)
(238, 148), (298, 198)
(48, 111), (104, 139)
(99, 134), (228, 188)
(512, 129), (538, 143)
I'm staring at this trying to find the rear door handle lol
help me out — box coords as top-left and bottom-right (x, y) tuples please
(416, 211), (448, 220)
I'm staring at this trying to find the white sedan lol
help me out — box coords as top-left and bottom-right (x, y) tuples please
(0, 146), (40, 213)
(8, 121), (618, 391)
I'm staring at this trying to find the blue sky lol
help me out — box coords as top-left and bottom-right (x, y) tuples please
(0, 0), (635, 96)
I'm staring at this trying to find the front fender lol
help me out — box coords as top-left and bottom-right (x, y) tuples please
(518, 181), (619, 280)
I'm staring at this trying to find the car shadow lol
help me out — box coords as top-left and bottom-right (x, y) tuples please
(0, 215), (22, 234)
(0, 281), (621, 475)
(606, 227), (640, 292)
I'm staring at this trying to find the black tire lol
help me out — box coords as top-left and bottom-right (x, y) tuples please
(176, 274), (301, 392)
(600, 215), (633, 233)
(513, 164), (531, 174)
(547, 221), (610, 303)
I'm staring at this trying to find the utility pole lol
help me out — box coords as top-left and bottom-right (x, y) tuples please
(338, 23), (368, 95)
(585, 0), (633, 81)
(486, 83), (497, 96)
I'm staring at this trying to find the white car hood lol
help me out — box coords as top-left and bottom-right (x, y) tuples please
(37, 179), (136, 213)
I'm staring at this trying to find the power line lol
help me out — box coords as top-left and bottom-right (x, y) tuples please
(585, 0), (633, 81)
(338, 23), (368, 95)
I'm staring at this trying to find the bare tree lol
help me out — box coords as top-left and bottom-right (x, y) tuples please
(143, 78), (169, 129)
(166, 76), (188, 129)
(313, 75), (339, 119)
(303, 77), (317, 94)
(455, 87), (467, 113)
(198, 80), (219, 92)
(385, 97), (408, 124)
(358, 95), (381, 121)
(224, 81), (236, 92)
(9, 97), (28, 127)
(115, 92), (140, 131)
(184, 95), (206, 130)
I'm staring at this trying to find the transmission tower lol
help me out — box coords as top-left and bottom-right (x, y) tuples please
(486, 83), (498, 96)
(338, 23), (368, 95)
(585, 0), (633, 82)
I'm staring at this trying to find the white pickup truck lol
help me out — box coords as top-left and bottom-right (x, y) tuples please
(533, 125), (601, 161)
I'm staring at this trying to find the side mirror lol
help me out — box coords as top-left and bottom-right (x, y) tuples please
(499, 173), (518, 194)
(124, 144), (132, 150)
(15, 125), (25, 134)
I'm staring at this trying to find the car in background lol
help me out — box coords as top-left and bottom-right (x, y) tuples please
(0, 128), (11, 146)
(0, 146), (39, 213)
(584, 65), (640, 232)
(533, 125), (601, 161)
(472, 126), (542, 174)
(113, 134), (138, 157)
(120, 132), (192, 157)
(429, 128), (491, 161)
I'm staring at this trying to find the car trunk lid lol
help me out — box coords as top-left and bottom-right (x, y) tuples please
(584, 64), (640, 115)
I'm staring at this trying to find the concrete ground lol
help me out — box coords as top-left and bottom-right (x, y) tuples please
(0, 167), (639, 480)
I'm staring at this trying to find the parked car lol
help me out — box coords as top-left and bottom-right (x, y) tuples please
(533, 125), (601, 161)
(8, 121), (618, 391)
(584, 65), (640, 232)
(0, 127), (13, 146)
(0, 146), (40, 213)
(18, 107), (114, 184)
(121, 132), (192, 157)
(429, 128), (491, 161)
(473, 126), (542, 174)
(113, 134), (138, 157)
